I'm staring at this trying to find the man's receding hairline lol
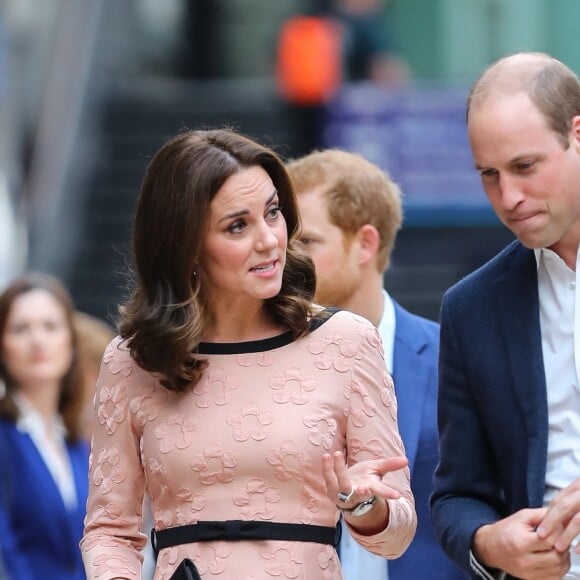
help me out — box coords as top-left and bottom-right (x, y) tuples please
(469, 52), (555, 112)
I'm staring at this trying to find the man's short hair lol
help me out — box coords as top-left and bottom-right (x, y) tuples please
(287, 149), (402, 272)
(467, 51), (580, 147)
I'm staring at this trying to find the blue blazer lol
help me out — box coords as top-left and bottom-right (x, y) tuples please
(388, 301), (467, 580)
(431, 241), (546, 578)
(0, 419), (89, 580)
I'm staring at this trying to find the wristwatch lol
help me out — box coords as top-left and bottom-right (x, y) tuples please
(336, 495), (377, 517)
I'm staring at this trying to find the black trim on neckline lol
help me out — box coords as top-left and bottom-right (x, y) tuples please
(197, 331), (294, 355)
(196, 307), (340, 355)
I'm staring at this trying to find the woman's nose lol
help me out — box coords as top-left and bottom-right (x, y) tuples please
(254, 223), (278, 252)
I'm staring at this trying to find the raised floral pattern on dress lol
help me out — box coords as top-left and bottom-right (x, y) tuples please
(92, 551), (139, 578)
(288, 484), (322, 523)
(190, 444), (238, 484)
(318, 545), (340, 579)
(91, 502), (125, 525)
(302, 406), (337, 450)
(92, 447), (126, 493)
(145, 457), (169, 503)
(174, 487), (206, 524)
(226, 402), (273, 441)
(269, 368), (316, 405)
(266, 440), (309, 482)
(233, 478), (281, 520)
(381, 372), (398, 420)
(363, 324), (385, 357)
(129, 387), (162, 427)
(157, 547), (179, 578)
(194, 543), (231, 576)
(193, 369), (239, 408)
(81, 313), (416, 578)
(102, 342), (134, 377)
(237, 351), (274, 368)
(260, 543), (302, 579)
(309, 331), (359, 372)
(154, 413), (196, 453)
(344, 380), (376, 428)
(347, 437), (384, 462)
(96, 383), (127, 435)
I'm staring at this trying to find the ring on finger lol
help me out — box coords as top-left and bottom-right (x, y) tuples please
(337, 485), (355, 503)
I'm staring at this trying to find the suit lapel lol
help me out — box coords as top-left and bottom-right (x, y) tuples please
(494, 246), (548, 506)
(392, 302), (430, 472)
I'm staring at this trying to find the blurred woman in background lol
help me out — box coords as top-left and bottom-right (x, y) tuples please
(0, 272), (89, 579)
(73, 310), (115, 443)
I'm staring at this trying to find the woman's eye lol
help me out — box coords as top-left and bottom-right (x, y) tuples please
(267, 206), (282, 220)
(227, 220), (245, 234)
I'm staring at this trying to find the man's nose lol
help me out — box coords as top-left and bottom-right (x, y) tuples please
(498, 174), (526, 211)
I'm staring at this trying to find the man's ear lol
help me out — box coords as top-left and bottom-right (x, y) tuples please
(356, 224), (380, 267)
(572, 115), (580, 152)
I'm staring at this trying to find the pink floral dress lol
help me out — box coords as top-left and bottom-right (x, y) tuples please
(81, 310), (416, 579)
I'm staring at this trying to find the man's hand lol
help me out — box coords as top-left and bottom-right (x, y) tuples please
(537, 478), (580, 556)
(473, 508), (570, 579)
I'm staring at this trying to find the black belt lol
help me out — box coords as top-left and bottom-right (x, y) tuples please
(151, 520), (342, 557)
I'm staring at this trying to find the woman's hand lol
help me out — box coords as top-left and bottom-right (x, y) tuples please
(322, 450), (408, 534)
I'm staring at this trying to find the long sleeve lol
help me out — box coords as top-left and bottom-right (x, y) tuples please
(343, 320), (416, 557)
(81, 338), (148, 579)
(430, 292), (505, 573)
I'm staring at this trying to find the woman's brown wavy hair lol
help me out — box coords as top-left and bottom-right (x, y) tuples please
(0, 272), (83, 442)
(119, 128), (316, 392)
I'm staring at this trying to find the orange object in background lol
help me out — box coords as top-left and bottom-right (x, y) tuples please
(277, 16), (343, 105)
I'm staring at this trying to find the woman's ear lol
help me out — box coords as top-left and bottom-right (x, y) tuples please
(356, 224), (380, 267)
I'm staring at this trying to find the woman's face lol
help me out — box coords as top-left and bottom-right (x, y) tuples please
(201, 165), (288, 313)
(1, 289), (73, 389)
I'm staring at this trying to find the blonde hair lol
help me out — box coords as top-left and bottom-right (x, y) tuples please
(287, 149), (402, 271)
(74, 311), (115, 373)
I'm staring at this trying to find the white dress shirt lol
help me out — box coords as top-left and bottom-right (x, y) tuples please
(536, 246), (580, 579)
(339, 290), (395, 580)
(14, 392), (78, 510)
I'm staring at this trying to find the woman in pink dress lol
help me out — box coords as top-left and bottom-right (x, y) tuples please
(81, 128), (416, 579)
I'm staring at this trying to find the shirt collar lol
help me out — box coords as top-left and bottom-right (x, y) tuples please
(13, 391), (67, 438)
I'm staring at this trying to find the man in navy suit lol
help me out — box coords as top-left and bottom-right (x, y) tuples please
(288, 149), (466, 579)
(430, 52), (580, 579)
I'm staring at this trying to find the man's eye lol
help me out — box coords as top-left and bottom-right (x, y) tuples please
(299, 238), (312, 246)
(517, 161), (534, 172)
(480, 169), (498, 179)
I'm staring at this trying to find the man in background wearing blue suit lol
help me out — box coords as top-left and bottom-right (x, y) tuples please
(430, 51), (580, 579)
(287, 149), (466, 580)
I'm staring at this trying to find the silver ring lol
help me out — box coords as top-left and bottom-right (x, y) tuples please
(337, 484), (355, 503)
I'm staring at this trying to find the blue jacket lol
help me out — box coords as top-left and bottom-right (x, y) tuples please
(388, 301), (467, 580)
(0, 419), (89, 580)
(431, 241), (546, 578)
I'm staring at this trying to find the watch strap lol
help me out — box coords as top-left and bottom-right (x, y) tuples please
(336, 495), (377, 516)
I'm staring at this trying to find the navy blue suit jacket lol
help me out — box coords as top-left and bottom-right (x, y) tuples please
(431, 241), (547, 578)
(0, 419), (89, 580)
(388, 301), (467, 580)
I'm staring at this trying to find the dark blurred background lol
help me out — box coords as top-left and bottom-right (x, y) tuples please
(0, 0), (578, 324)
